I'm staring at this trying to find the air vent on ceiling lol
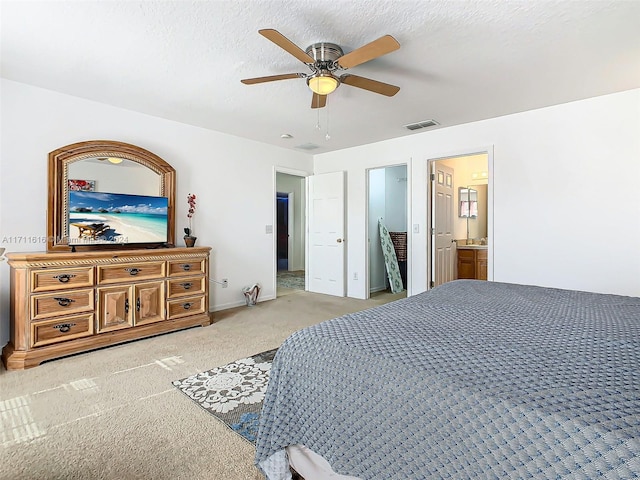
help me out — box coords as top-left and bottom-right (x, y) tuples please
(295, 143), (321, 151)
(404, 119), (439, 131)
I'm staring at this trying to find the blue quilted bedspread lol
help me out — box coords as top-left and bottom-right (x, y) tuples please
(255, 280), (640, 479)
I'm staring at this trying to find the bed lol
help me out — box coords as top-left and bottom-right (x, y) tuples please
(255, 280), (640, 479)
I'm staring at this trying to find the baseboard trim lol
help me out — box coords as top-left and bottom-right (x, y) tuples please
(210, 294), (275, 313)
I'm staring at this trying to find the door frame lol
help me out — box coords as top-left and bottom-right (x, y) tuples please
(427, 147), (494, 289)
(273, 167), (310, 294)
(364, 162), (411, 299)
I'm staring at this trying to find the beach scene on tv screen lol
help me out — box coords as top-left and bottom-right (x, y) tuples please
(68, 191), (168, 244)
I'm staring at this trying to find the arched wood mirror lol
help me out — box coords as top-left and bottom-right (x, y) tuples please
(47, 140), (176, 252)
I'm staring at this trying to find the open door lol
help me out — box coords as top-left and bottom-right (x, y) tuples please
(307, 171), (346, 297)
(431, 163), (456, 287)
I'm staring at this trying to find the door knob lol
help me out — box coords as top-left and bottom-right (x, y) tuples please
(337, 238), (343, 243)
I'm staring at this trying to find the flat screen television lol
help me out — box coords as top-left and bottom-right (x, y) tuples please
(68, 191), (169, 246)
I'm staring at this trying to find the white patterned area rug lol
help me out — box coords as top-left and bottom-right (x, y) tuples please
(172, 349), (277, 444)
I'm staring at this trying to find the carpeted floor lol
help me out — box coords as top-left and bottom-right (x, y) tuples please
(0, 288), (404, 480)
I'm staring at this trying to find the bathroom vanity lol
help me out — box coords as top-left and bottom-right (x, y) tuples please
(457, 245), (487, 280)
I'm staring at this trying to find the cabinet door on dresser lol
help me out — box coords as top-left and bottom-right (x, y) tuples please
(97, 285), (133, 333)
(134, 281), (166, 325)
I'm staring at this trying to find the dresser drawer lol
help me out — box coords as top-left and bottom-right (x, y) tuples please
(167, 276), (206, 298)
(167, 259), (206, 277)
(31, 313), (94, 348)
(97, 261), (166, 284)
(31, 288), (94, 320)
(31, 266), (94, 293)
(167, 295), (206, 319)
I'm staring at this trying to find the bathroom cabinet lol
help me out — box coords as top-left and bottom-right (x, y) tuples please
(457, 247), (487, 280)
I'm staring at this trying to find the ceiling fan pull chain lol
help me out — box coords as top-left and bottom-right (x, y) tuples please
(325, 105), (331, 141)
(315, 102), (321, 130)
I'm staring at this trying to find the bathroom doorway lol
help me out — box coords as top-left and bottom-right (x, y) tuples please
(367, 164), (408, 298)
(429, 153), (491, 288)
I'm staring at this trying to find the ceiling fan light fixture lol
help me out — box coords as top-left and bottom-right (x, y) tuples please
(307, 73), (339, 95)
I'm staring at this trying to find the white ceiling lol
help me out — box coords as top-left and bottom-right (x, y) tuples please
(2, 0), (639, 154)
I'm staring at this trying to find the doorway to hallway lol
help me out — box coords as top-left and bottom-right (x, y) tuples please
(275, 171), (306, 296)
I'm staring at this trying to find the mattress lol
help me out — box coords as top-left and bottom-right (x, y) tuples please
(256, 280), (640, 479)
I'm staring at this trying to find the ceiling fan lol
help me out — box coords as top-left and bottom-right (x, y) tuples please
(241, 29), (401, 109)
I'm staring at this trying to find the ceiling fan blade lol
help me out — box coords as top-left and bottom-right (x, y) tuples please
(241, 73), (302, 85)
(259, 29), (316, 64)
(336, 35), (400, 69)
(311, 93), (327, 109)
(340, 74), (400, 97)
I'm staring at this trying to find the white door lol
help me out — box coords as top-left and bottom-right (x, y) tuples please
(432, 163), (456, 287)
(307, 171), (346, 296)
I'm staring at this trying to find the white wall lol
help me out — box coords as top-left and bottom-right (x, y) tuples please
(384, 165), (408, 232)
(314, 89), (640, 299)
(0, 79), (313, 344)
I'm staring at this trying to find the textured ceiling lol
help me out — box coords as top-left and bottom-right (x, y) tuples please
(2, 0), (639, 154)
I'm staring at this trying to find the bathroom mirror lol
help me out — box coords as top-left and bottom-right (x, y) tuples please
(458, 187), (478, 218)
(47, 140), (176, 252)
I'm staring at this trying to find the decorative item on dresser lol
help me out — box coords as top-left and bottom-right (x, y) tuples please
(2, 247), (212, 370)
(184, 193), (197, 247)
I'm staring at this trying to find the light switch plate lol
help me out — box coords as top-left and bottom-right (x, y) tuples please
(413, 224), (419, 233)
(265, 225), (273, 234)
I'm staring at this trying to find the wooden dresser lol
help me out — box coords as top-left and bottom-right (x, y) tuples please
(2, 247), (212, 370)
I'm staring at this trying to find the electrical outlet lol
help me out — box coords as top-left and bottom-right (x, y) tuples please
(222, 278), (228, 288)
(353, 272), (358, 280)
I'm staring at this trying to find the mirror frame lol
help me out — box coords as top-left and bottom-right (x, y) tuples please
(47, 140), (176, 252)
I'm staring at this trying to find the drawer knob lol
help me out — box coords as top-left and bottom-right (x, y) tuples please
(125, 268), (141, 276)
(53, 274), (76, 283)
(53, 322), (76, 333)
(180, 282), (193, 290)
(53, 297), (75, 307)
(182, 302), (192, 310)
(181, 264), (192, 271)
